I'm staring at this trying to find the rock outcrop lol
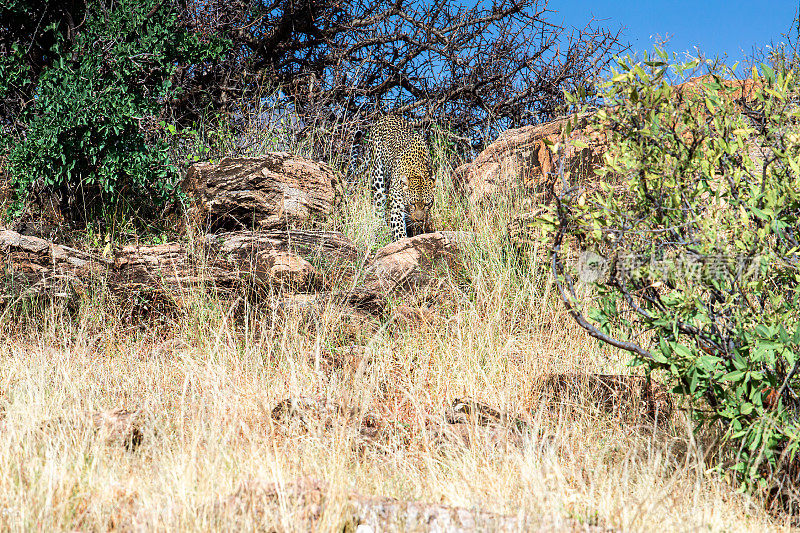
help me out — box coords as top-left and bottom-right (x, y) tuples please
(366, 231), (470, 292)
(453, 113), (608, 206)
(184, 154), (338, 230)
(453, 125), (555, 206)
(254, 249), (320, 290)
(454, 77), (761, 208)
(0, 226), (468, 317)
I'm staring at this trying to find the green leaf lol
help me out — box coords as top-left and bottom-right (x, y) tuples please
(571, 139), (589, 150)
(720, 370), (745, 382)
(672, 343), (693, 358)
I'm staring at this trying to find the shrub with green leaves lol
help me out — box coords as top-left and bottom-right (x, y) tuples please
(0, 0), (224, 221)
(549, 49), (800, 494)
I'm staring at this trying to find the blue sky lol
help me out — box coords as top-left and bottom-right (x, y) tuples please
(553, 1), (799, 66)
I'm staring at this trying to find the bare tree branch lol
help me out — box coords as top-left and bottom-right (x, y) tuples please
(171, 0), (628, 158)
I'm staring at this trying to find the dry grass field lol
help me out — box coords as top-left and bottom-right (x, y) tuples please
(0, 136), (791, 531)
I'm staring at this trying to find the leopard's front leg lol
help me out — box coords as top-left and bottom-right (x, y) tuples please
(389, 186), (408, 242)
(371, 157), (388, 222)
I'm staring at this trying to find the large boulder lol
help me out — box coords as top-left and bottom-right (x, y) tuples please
(184, 154), (338, 230)
(202, 229), (360, 264)
(672, 74), (761, 103)
(366, 231), (470, 292)
(203, 229), (362, 291)
(452, 113), (609, 206)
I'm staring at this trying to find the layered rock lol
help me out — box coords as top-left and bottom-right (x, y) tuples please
(453, 113), (608, 206)
(1, 226), (470, 317)
(366, 231), (470, 292)
(184, 154), (338, 230)
(254, 249), (320, 290)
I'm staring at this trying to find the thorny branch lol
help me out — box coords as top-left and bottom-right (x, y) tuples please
(2, 0), (627, 165)
(549, 188), (656, 363)
(172, 0), (627, 156)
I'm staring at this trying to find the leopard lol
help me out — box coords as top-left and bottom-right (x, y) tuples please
(368, 115), (435, 241)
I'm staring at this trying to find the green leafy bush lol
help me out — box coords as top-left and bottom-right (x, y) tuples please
(0, 0), (224, 221)
(550, 49), (800, 495)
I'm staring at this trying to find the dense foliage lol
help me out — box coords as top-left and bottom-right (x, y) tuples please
(550, 50), (800, 497)
(0, 0), (223, 221)
(0, 0), (625, 223)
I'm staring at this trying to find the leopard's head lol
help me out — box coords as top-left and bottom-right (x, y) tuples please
(398, 165), (434, 224)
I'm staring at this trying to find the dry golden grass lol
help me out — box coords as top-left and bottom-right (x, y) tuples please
(0, 290), (785, 531)
(0, 133), (792, 531)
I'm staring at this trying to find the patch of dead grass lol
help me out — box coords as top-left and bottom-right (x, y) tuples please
(0, 135), (790, 531)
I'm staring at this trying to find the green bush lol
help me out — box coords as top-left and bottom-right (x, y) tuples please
(0, 0), (224, 221)
(550, 49), (800, 493)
